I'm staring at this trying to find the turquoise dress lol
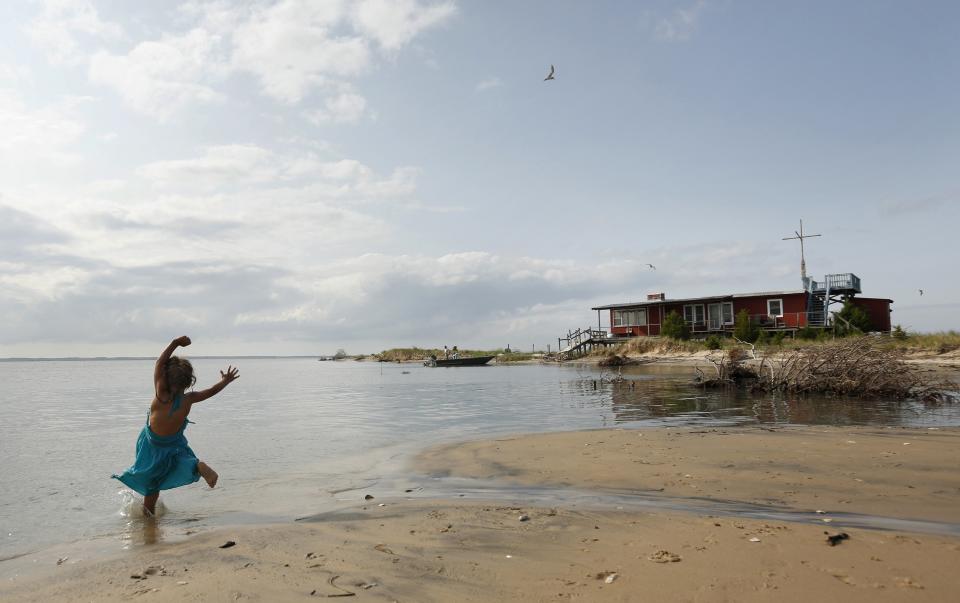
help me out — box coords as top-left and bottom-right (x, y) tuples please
(112, 394), (200, 496)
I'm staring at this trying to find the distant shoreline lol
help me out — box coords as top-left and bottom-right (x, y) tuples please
(0, 355), (320, 362)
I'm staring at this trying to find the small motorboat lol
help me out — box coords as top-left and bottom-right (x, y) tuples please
(424, 355), (495, 367)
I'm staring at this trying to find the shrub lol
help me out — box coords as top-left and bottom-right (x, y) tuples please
(733, 309), (759, 343)
(756, 330), (770, 345)
(772, 331), (787, 346)
(835, 300), (872, 333)
(661, 310), (691, 340)
(796, 326), (818, 340)
(705, 335), (723, 350)
(892, 324), (907, 340)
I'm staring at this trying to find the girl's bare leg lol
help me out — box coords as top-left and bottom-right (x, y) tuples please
(197, 461), (218, 488)
(143, 493), (159, 516)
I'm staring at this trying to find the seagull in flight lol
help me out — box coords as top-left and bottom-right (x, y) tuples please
(544, 65), (555, 81)
(646, 264), (656, 271)
(919, 289), (924, 296)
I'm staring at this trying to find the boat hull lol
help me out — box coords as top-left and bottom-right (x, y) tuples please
(424, 355), (495, 367)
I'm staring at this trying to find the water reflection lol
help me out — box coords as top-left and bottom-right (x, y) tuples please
(606, 366), (953, 426)
(120, 516), (165, 549)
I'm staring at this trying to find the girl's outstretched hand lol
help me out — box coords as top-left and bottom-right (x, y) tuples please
(220, 365), (239, 384)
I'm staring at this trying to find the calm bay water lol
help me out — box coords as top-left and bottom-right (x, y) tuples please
(1, 357), (958, 563)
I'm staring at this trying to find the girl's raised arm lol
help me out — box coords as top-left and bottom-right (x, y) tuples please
(155, 336), (191, 397)
(186, 366), (238, 404)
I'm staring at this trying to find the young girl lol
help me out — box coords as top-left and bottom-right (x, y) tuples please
(113, 336), (239, 515)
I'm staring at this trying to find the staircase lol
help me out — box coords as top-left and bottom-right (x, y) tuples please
(557, 327), (610, 359)
(807, 292), (826, 326)
(807, 273), (861, 328)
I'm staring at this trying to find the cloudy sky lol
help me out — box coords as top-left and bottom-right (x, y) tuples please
(1, 0), (958, 357)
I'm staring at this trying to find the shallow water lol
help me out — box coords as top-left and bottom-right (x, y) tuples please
(1, 358), (958, 563)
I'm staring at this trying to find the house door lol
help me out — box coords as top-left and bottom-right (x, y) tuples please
(708, 303), (723, 330)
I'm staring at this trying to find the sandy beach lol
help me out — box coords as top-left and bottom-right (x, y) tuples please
(4, 425), (959, 602)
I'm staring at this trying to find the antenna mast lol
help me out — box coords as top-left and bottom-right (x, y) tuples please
(782, 219), (821, 289)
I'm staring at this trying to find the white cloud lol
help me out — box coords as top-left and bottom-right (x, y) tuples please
(0, 89), (86, 169)
(654, 0), (707, 42)
(0, 62), (30, 86)
(305, 88), (368, 123)
(87, 28), (225, 119)
(350, 0), (456, 51)
(135, 144), (417, 200)
(136, 144), (277, 188)
(24, 0), (124, 64)
(475, 76), (502, 92)
(28, 1), (456, 119)
(230, 0), (371, 103)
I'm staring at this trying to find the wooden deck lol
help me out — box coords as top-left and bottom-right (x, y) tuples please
(557, 327), (630, 359)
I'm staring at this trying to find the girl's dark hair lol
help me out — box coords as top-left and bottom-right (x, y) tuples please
(165, 356), (196, 395)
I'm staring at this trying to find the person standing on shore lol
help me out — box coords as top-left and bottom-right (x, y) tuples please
(112, 336), (239, 516)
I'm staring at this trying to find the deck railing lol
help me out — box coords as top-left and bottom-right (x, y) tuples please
(810, 273), (861, 293)
(681, 312), (827, 332)
(558, 326), (608, 352)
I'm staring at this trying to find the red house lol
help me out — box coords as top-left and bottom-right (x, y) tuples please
(592, 273), (892, 337)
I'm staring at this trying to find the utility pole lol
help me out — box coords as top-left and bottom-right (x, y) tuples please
(782, 219), (821, 290)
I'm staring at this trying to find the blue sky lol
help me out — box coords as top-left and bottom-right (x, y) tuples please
(1, 0), (957, 356)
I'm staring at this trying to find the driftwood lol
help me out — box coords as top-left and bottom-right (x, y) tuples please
(598, 354), (642, 367)
(700, 337), (957, 401)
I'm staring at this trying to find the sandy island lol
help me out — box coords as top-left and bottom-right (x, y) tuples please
(3, 426), (959, 602)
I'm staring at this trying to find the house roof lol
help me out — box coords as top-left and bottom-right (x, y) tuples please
(591, 290), (806, 311)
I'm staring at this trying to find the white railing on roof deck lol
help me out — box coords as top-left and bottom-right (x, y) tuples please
(810, 273), (861, 293)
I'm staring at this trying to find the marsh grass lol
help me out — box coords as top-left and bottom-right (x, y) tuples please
(374, 347), (511, 361)
(591, 330), (960, 359)
(884, 331), (960, 354)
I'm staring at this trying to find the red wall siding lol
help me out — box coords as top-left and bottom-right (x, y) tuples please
(733, 293), (808, 328)
(606, 294), (893, 336)
(850, 298), (892, 332)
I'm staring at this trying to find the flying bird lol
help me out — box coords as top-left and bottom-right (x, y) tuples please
(646, 264), (656, 271)
(919, 289), (924, 296)
(544, 65), (555, 81)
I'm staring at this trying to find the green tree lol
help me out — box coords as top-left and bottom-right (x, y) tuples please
(705, 334), (723, 349)
(892, 324), (908, 340)
(835, 300), (872, 333)
(733, 309), (759, 343)
(661, 310), (690, 340)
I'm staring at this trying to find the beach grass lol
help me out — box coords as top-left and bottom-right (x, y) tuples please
(373, 347), (520, 362)
(887, 330), (960, 354)
(596, 330), (960, 358)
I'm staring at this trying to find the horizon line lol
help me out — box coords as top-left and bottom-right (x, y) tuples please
(0, 355), (324, 362)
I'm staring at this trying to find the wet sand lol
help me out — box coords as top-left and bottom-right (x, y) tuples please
(4, 426), (959, 602)
(418, 425), (960, 523)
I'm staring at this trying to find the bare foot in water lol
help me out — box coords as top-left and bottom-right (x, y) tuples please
(143, 492), (159, 516)
(198, 461), (219, 488)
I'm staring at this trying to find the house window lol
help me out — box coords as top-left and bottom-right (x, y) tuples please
(767, 299), (783, 317)
(683, 304), (705, 325)
(722, 302), (734, 325)
(720, 302), (733, 325)
(614, 309), (647, 326)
